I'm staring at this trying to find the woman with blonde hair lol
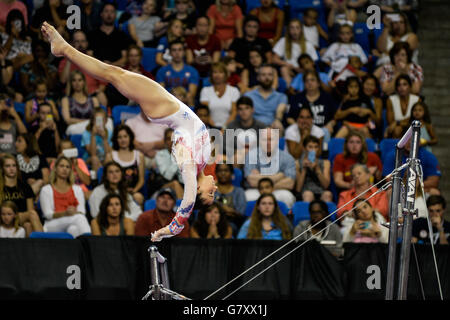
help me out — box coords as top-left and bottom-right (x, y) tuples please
(273, 18), (318, 87)
(155, 18), (185, 67)
(39, 156), (91, 237)
(237, 193), (292, 240)
(0, 201), (25, 238)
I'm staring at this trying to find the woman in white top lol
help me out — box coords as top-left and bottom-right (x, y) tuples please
(89, 161), (143, 222)
(273, 18), (318, 87)
(39, 156), (91, 238)
(0, 201), (26, 238)
(385, 74), (420, 138)
(200, 61), (240, 129)
(105, 124), (145, 207)
(42, 21), (217, 242)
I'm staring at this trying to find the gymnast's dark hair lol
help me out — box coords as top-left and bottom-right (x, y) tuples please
(193, 194), (208, 211)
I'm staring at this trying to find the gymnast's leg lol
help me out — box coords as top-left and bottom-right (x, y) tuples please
(40, 22), (178, 117)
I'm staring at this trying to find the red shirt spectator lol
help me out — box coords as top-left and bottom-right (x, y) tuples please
(333, 152), (382, 183)
(337, 187), (389, 220)
(186, 31), (221, 77)
(207, 3), (243, 49)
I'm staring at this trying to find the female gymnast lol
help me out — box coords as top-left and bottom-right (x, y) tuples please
(40, 22), (217, 242)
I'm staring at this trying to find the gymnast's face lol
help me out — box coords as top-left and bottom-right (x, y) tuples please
(198, 175), (217, 205)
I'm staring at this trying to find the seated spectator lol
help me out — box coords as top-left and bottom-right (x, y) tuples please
(78, 0), (102, 34)
(30, 101), (61, 164)
(243, 64), (287, 132)
(342, 199), (389, 243)
(162, 0), (197, 36)
(215, 163), (246, 232)
(39, 156), (91, 238)
(89, 161), (142, 222)
(240, 48), (278, 93)
(0, 9), (33, 71)
(361, 74), (383, 136)
(156, 40), (199, 106)
(273, 18), (318, 87)
(221, 56), (242, 88)
(244, 128), (296, 208)
(0, 0), (28, 29)
(375, 41), (423, 96)
(289, 54), (331, 94)
(105, 44), (154, 108)
(302, 8), (329, 50)
(87, 2), (132, 67)
(135, 187), (190, 237)
(15, 133), (49, 196)
(190, 202), (233, 239)
(207, 0), (243, 50)
(228, 15), (272, 70)
(295, 136), (333, 202)
(249, 0), (284, 45)
(337, 163), (389, 219)
(1, 154), (42, 236)
(333, 131), (382, 192)
(195, 105), (221, 131)
(285, 107), (325, 159)
(155, 19), (185, 68)
(54, 139), (91, 199)
(412, 195), (449, 245)
(376, 13), (419, 67)
(200, 62), (240, 129)
(322, 24), (367, 79)
(19, 40), (58, 99)
(124, 111), (166, 168)
(286, 70), (337, 143)
(105, 124), (145, 207)
(0, 201), (25, 238)
(185, 15), (221, 78)
(90, 194), (135, 236)
(0, 93), (27, 156)
(58, 30), (107, 103)
(237, 193), (292, 240)
(29, 0), (69, 38)
(384, 74), (420, 138)
(409, 101), (437, 152)
(127, 0), (163, 48)
(24, 79), (59, 128)
(293, 200), (342, 246)
(334, 77), (377, 139)
(61, 70), (101, 135)
(382, 138), (441, 196)
(0, 47), (17, 101)
(152, 128), (184, 199)
(324, 0), (356, 43)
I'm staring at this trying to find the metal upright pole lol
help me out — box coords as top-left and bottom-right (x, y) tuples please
(149, 246), (162, 300)
(385, 147), (403, 300)
(397, 121), (421, 300)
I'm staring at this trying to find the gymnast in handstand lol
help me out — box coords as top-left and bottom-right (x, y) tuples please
(40, 22), (217, 241)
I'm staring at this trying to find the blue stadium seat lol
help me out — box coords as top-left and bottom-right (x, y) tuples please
(70, 134), (84, 159)
(279, 137), (285, 150)
(379, 139), (399, 164)
(14, 102), (25, 117)
(292, 201), (337, 227)
(29, 232), (74, 239)
(144, 198), (182, 211)
(97, 166), (104, 182)
(111, 105), (141, 126)
(244, 200), (289, 217)
(141, 47), (157, 73)
(353, 22), (371, 56)
(232, 168), (243, 187)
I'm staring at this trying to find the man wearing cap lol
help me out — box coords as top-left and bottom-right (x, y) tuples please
(135, 188), (190, 237)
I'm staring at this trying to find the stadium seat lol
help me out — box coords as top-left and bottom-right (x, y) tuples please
(279, 137), (285, 150)
(111, 105), (141, 126)
(244, 200), (289, 217)
(69, 134), (84, 159)
(97, 166), (104, 182)
(141, 47), (157, 73)
(232, 168), (243, 187)
(379, 139), (399, 163)
(292, 201), (337, 227)
(353, 22), (371, 56)
(144, 198), (182, 211)
(29, 232), (74, 239)
(14, 102), (25, 117)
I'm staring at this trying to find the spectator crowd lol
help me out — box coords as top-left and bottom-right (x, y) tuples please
(0, 0), (448, 248)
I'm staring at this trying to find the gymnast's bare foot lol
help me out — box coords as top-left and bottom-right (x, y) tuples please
(151, 225), (174, 242)
(41, 21), (68, 57)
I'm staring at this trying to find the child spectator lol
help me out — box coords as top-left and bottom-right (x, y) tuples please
(409, 101), (437, 152)
(90, 194), (135, 236)
(127, 0), (163, 48)
(302, 8), (329, 50)
(0, 93), (27, 156)
(334, 76), (376, 138)
(105, 124), (145, 207)
(207, 0), (243, 50)
(24, 79), (59, 128)
(273, 18), (318, 87)
(361, 75), (383, 136)
(15, 133), (49, 196)
(0, 201), (25, 238)
(81, 107), (112, 172)
(289, 54), (330, 94)
(322, 24), (367, 79)
(190, 202), (233, 239)
(342, 199), (388, 243)
(39, 156), (91, 238)
(295, 136), (333, 202)
(237, 193), (292, 240)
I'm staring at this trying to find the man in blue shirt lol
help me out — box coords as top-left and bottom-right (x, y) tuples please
(156, 40), (199, 106)
(244, 64), (287, 133)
